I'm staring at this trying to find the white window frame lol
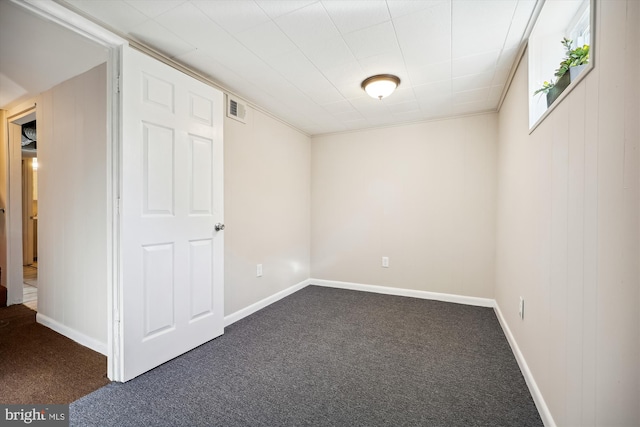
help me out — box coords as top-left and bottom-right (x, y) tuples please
(528, 0), (596, 132)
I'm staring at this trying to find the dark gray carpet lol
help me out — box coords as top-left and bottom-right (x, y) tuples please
(71, 286), (542, 426)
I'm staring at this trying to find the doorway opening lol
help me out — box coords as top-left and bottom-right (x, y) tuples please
(21, 118), (38, 311)
(2, 100), (111, 403)
(6, 109), (37, 308)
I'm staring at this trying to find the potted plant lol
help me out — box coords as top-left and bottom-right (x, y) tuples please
(534, 79), (566, 108)
(555, 37), (590, 81)
(535, 38), (590, 107)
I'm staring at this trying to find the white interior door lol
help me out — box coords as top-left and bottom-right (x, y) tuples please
(120, 46), (224, 381)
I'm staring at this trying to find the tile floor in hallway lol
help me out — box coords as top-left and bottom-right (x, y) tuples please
(23, 263), (37, 311)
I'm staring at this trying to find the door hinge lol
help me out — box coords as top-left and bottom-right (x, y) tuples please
(116, 198), (121, 215)
(116, 75), (121, 94)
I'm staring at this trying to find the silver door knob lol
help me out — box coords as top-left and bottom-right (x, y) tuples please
(214, 223), (225, 232)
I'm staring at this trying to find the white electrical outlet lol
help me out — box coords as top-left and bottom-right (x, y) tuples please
(257, 264), (263, 277)
(382, 257), (389, 268)
(519, 297), (525, 319)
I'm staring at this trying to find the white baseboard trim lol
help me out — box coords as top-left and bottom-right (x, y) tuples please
(224, 279), (311, 327)
(36, 313), (107, 356)
(310, 279), (495, 308)
(493, 303), (555, 427)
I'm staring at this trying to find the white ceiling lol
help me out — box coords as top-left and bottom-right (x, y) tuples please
(7, 0), (538, 135)
(0, 0), (108, 110)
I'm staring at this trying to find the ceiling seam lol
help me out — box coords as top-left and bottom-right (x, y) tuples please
(284, 9), (359, 131)
(223, 0), (365, 134)
(315, 1), (366, 130)
(188, 0), (324, 132)
(383, 0), (421, 119)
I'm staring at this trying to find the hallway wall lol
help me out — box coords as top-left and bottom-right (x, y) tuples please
(37, 63), (108, 352)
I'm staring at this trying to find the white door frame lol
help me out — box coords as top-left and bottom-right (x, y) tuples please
(12, 0), (127, 381)
(5, 107), (35, 305)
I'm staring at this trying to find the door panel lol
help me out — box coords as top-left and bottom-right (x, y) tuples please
(189, 239), (213, 320)
(120, 46), (224, 381)
(142, 243), (175, 338)
(142, 123), (174, 216)
(189, 135), (213, 214)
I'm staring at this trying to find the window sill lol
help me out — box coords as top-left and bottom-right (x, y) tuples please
(528, 63), (593, 134)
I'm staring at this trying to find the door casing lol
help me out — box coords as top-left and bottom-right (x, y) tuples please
(5, 108), (35, 306)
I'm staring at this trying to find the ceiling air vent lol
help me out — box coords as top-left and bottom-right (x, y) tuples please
(227, 95), (247, 124)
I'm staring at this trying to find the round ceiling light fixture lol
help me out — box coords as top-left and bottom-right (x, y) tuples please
(361, 74), (401, 100)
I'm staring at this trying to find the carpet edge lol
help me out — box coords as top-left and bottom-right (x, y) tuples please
(494, 302), (556, 427)
(310, 278), (495, 307)
(224, 279), (311, 327)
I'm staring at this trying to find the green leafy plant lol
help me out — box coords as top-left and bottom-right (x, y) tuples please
(554, 37), (590, 79)
(534, 80), (555, 96)
(534, 38), (590, 96)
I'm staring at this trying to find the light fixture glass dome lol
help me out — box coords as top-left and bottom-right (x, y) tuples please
(361, 74), (401, 100)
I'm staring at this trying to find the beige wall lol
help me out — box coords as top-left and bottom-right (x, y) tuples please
(37, 63), (108, 347)
(311, 115), (497, 298)
(495, 1), (639, 425)
(224, 107), (311, 316)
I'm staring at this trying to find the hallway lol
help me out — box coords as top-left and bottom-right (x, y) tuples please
(22, 263), (37, 311)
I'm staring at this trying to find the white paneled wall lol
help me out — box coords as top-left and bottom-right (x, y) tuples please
(495, 0), (639, 425)
(37, 64), (108, 352)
